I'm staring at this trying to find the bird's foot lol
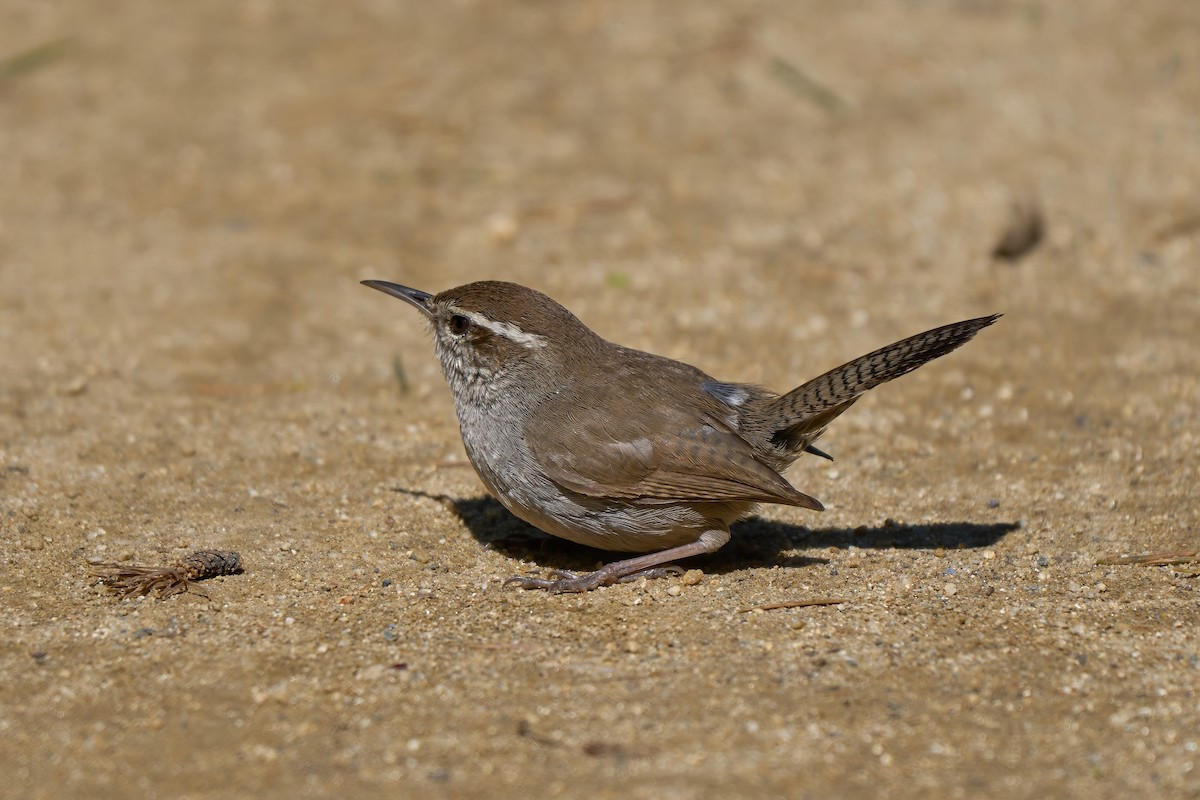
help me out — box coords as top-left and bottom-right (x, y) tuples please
(504, 564), (683, 593)
(504, 568), (614, 593)
(503, 534), (727, 594)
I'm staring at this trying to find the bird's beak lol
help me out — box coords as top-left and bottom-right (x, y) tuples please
(361, 280), (434, 318)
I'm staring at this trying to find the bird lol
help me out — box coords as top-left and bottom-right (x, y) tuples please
(363, 279), (999, 593)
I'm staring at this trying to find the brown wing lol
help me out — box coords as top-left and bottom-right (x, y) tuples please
(526, 387), (823, 511)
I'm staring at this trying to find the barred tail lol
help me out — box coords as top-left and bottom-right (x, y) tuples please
(768, 314), (1000, 451)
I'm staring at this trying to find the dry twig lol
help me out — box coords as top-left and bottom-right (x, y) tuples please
(92, 550), (243, 599)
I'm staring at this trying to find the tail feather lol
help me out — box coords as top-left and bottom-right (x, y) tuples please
(768, 314), (1000, 451)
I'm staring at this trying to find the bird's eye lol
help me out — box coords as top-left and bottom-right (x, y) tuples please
(448, 314), (471, 335)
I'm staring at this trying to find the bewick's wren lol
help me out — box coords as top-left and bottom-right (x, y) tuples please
(364, 279), (998, 593)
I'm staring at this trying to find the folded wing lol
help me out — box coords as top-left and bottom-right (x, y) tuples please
(527, 394), (823, 511)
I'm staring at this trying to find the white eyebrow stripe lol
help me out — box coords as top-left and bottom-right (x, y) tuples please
(464, 312), (547, 349)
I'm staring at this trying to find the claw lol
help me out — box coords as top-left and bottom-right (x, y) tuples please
(617, 565), (684, 584)
(503, 575), (563, 591)
(503, 569), (584, 590)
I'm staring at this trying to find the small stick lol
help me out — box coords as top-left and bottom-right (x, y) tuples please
(1096, 550), (1199, 567)
(769, 57), (847, 113)
(0, 38), (75, 84)
(517, 720), (561, 748)
(392, 354), (410, 393)
(92, 550), (243, 599)
(738, 597), (848, 613)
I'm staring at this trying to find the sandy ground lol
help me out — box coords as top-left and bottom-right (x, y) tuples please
(2, 1), (1198, 797)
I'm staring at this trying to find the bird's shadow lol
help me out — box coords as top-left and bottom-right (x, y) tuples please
(392, 489), (1020, 576)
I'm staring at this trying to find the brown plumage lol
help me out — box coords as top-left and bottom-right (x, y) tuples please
(364, 279), (999, 592)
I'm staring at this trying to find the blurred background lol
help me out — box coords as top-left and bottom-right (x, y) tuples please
(4, 1), (1196, 393)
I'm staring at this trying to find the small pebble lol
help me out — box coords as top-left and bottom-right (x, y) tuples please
(944, 583), (958, 596)
(666, 585), (682, 597)
(681, 569), (704, 586)
(61, 377), (88, 396)
(487, 212), (519, 245)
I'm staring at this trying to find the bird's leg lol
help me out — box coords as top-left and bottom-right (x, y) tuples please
(504, 529), (730, 593)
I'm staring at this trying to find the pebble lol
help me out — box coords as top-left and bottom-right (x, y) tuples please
(681, 569), (703, 586)
(666, 585), (682, 597)
(60, 377), (88, 396)
(487, 212), (519, 245)
(944, 583), (958, 596)
(358, 664), (388, 681)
